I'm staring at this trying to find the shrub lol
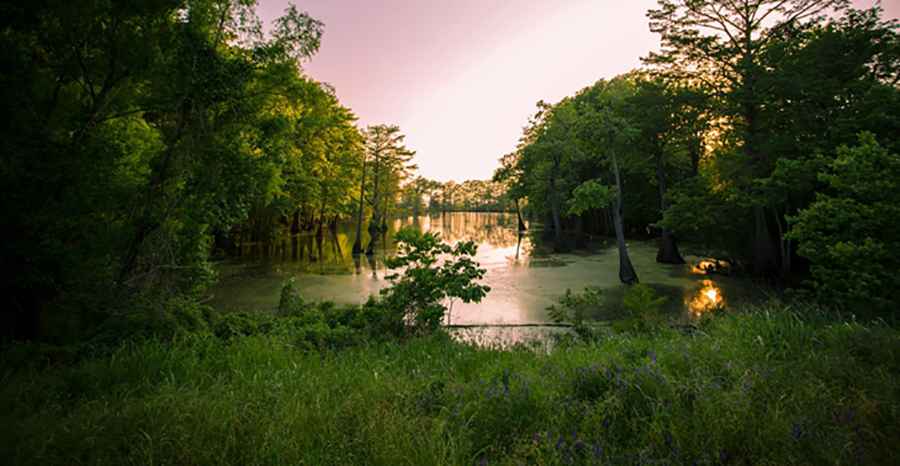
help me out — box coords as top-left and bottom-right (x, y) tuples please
(90, 296), (213, 346)
(789, 133), (900, 316)
(380, 228), (490, 334)
(615, 283), (668, 333)
(277, 277), (306, 317)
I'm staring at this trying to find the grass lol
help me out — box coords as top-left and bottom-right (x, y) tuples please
(1, 304), (898, 465)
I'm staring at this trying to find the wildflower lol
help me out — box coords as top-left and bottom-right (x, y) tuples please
(840, 408), (856, 425)
(719, 450), (730, 463)
(593, 443), (603, 459)
(648, 350), (657, 363)
(791, 423), (803, 441)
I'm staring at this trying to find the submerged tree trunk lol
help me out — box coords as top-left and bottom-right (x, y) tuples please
(752, 205), (778, 277)
(365, 154), (381, 255)
(352, 156), (367, 255)
(654, 150), (685, 264)
(611, 153), (639, 284)
(549, 172), (563, 247)
(364, 224), (378, 255)
(515, 198), (527, 231)
(772, 206), (791, 279)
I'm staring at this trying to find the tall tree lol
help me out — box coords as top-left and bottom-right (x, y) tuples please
(362, 124), (415, 255)
(645, 0), (850, 276)
(575, 78), (641, 284)
(494, 152), (528, 231)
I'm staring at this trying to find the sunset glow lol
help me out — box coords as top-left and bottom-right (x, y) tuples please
(257, 0), (897, 182)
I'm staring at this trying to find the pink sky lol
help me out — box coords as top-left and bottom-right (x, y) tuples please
(257, 0), (899, 182)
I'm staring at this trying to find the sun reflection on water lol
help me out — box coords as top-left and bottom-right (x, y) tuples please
(688, 279), (724, 316)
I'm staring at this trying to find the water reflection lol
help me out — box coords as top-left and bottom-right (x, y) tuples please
(213, 213), (754, 326)
(236, 212), (525, 276)
(687, 279), (725, 315)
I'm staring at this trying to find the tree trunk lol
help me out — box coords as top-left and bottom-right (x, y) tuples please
(365, 154), (381, 255)
(611, 153), (638, 284)
(575, 215), (587, 249)
(654, 150), (685, 264)
(515, 198), (527, 231)
(772, 206), (791, 279)
(752, 205), (778, 276)
(549, 173), (562, 247)
(352, 156), (366, 254)
(690, 131), (701, 177)
(380, 193), (389, 232)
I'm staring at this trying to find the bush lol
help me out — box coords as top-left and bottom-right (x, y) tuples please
(380, 228), (490, 334)
(90, 296), (214, 346)
(789, 133), (900, 316)
(615, 283), (668, 333)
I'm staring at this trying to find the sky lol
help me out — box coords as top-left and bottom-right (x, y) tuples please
(257, 0), (900, 182)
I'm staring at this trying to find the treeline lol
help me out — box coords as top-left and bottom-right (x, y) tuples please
(499, 1), (899, 313)
(0, 1), (416, 340)
(399, 178), (514, 215)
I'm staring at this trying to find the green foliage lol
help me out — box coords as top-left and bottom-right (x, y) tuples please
(550, 285), (670, 336)
(90, 297), (215, 346)
(615, 283), (669, 333)
(277, 277), (305, 316)
(622, 283), (667, 316)
(789, 134), (900, 315)
(0, 0), (373, 340)
(567, 179), (614, 216)
(381, 228), (490, 333)
(2, 304), (898, 465)
(547, 287), (606, 342)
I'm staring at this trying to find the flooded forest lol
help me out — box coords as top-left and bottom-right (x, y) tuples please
(2, 1), (899, 465)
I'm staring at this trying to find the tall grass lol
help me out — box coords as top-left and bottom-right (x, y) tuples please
(1, 304), (898, 465)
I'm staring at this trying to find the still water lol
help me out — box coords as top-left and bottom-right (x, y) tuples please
(210, 212), (757, 325)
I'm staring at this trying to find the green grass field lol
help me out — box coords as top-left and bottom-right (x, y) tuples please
(2, 305), (898, 465)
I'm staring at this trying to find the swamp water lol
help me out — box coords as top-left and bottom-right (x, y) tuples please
(211, 212), (760, 341)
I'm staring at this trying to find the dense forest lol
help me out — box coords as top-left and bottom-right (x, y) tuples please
(0, 1), (512, 341)
(2, 1), (899, 464)
(499, 1), (899, 309)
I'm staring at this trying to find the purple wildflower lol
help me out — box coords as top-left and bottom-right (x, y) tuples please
(791, 423), (803, 441)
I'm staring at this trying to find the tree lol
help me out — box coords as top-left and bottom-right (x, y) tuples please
(626, 77), (689, 264)
(574, 78), (641, 284)
(519, 100), (579, 246)
(788, 134), (900, 315)
(514, 78), (642, 284)
(645, 0), (851, 276)
(0, 0), (351, 340)
(494, 152), (528, 230)
(360, 124), (415, 255)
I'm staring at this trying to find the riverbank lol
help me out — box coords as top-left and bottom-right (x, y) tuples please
(2, 304), (897, 465)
